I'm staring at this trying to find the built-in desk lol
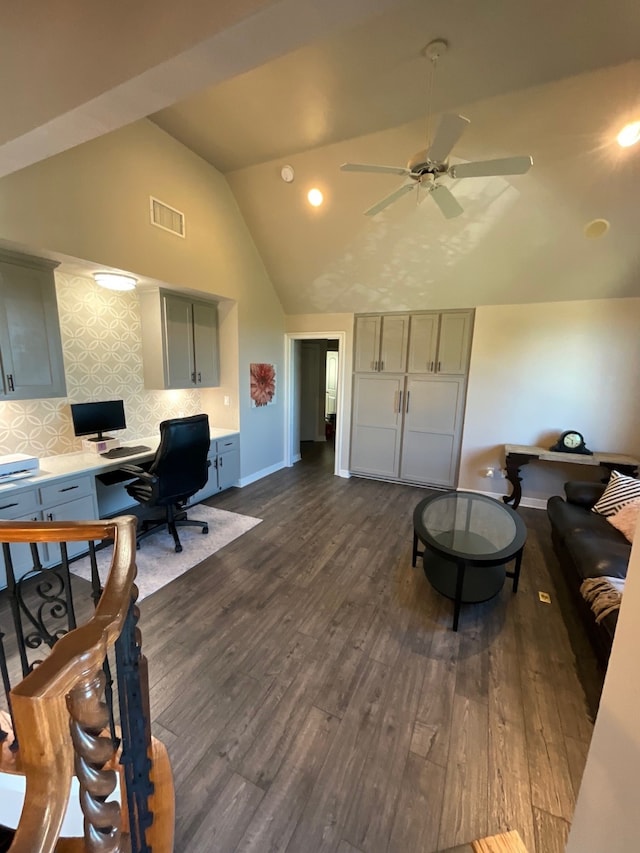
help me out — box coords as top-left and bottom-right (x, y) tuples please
(0, 428), (239, 586)
(503, 444), (639, 509)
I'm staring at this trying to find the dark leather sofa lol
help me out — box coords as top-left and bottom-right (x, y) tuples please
(547, 481), (630, 665)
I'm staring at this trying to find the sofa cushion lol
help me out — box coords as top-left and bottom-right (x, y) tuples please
(592, 470), (640, 517)
(564, 531), (630, 581)
(564, 480), (606, 509)
(547, 495), (627, 544)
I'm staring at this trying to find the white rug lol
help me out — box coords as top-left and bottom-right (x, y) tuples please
(70, 505), (262, 601)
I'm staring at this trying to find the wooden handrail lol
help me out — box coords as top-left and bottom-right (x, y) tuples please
(2, 517), (138, 853)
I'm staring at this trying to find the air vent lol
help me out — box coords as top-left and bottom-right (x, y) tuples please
(149, 196), (185, 238)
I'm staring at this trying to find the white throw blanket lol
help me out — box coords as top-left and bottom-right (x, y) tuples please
(580, 576), (625, 623)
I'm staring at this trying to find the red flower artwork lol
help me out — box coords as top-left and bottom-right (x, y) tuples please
(250, 363), (276, 407)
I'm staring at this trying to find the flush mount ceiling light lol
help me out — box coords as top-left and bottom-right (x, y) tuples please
(584, 218), (610, 239)
(617, 120), (640, 147)
(280, 164), (295, 183)
(93, 272), (137, 291)
(307, 188), (324, 207)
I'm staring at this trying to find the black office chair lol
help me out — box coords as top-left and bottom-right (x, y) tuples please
(119, 414), (211, 553)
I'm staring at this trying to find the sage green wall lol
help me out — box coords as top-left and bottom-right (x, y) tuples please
(0, 119), (285, 480)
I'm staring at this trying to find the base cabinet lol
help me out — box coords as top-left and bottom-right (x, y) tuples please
(187, 434), (240, 505)
(350, 375), (403, 477)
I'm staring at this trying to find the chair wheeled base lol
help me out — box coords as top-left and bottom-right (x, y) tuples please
(136, 503), (209, 553)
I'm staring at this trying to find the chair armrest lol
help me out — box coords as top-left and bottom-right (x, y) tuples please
(118, 464), (155, 482)
(564, 480), (606, 509)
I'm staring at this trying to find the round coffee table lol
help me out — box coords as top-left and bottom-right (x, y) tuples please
(412, 491), (527, 630)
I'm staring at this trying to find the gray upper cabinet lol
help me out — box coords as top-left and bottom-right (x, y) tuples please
(407, 310), (472, 375)
(138, 288), (220, 390)
(0, 251), (66, 400)
(354, 313), (409, 373)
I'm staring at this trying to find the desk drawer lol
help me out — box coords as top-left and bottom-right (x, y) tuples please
(39, 475), (94, 506)
(0, 489), (38, 519)
(216, 435), (240, 454)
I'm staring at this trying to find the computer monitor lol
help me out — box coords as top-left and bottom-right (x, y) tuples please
(70, 400), (127, 441)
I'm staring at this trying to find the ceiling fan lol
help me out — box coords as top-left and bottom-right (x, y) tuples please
(340, 40), (533, 220)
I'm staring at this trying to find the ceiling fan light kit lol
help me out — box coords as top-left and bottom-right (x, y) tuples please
(340, 38), (534, 220)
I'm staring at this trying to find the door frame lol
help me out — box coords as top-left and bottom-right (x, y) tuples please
(284, 331), (347, 477)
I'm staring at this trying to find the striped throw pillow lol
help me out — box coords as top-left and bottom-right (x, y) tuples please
(592, 470), (640, 517)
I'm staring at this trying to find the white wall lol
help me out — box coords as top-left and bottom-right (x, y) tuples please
(566, 520), (640, 851)
(459, 298), (640, 506)
(0, 119), (286, 482)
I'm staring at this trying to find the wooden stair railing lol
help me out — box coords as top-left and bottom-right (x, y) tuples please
(0, 518), (174, 853)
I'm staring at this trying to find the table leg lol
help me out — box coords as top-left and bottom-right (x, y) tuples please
(509, 548), (524, 593)
(503, 453), (533, 509)
(452, 560), (466, 631)
(412, 531), (419, 567)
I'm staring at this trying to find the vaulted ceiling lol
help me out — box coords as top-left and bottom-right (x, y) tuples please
(5, 0), (640, 314)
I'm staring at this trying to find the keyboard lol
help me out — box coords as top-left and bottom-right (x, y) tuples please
(100, 445), (151, 459)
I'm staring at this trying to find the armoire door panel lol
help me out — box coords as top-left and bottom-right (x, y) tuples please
(379, 314), (409, 373)
(354, 315), (382, 372)
(407, 313), (438, 373)
(351, 426), (402, 476)
(438, 312), (472, 374)
(404, 378), (461, 433)
(350, 375), (403, 476)
(400, 432), (456, 486)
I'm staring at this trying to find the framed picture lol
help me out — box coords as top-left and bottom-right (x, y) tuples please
(250, 363), (276, 407)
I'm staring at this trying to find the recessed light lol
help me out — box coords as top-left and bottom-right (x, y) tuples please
(584, 219), (610, 239)
(93, 272), (137, 291)
(617, 121), (640, 147)
(307, 188), (323, 207)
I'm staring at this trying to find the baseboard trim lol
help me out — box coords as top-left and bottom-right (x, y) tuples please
(460, 487), (547, 510)
(239, 460), (286, 487)
(338, 469), (351, 479)
(292, 453), (302, 464)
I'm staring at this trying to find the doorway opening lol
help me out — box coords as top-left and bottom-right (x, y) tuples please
(284, 331), (347, 477)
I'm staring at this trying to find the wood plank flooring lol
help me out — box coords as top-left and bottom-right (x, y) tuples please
(1, 441), (603, 852)
(140, 442), (603, 852)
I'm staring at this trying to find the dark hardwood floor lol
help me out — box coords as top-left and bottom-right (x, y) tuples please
(0, 440), (603, 852)
(140, 441), (602, 853)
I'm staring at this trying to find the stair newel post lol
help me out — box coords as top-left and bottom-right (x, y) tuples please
(115, 588), (154, 853)
(66, 667), (131, 853)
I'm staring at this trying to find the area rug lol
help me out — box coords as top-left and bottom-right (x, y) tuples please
(70, 505), (262, 601)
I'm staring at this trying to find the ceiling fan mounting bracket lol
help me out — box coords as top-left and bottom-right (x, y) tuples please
(421, 39), (448, 62)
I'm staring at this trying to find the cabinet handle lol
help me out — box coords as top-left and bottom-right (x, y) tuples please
(429, 361), (434, 372)
(380, 360), (384, 371)
(406, 391), (411, 414)
(219, 457), (223, 468)
(374, 360), (378, 371)
(47, 512), (53, 521)
(198, 372), (202, 383)
(6, 373), (14, 392)
(397, 390), (403, 414)
(0, 501), (18, 510)
(437, 361), (441, 372)
(191, 371), (197, 384)
(59, 485), (79, 493)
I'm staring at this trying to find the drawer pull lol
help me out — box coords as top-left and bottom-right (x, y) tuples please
(0, 502), (18, 510)
(59, 485), (79, 493)
(6, 374), (14, 392)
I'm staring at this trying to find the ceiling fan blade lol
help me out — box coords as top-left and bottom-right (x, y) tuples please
(430, 185), (464, 219)
(364, 183), (415, 217)
(448, 155), (533, 179)
(426, 114), (470, 163)
(341, 162), (410, 176)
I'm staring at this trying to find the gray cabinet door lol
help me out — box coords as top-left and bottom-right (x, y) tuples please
(354, 315), (382, 372)
(193, 300), (220, 387)
(437, 311), (472, 374)
(350, 375), (403, 477)
(379, 314), (409, 373)
(163, 293), (195, 389)
(0, 255), (66, 400)
(407, 313), (439, 374)
(399, 377), (465, 487)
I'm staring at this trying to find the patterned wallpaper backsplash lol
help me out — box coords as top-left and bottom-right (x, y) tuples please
(0, 272), (202, 457)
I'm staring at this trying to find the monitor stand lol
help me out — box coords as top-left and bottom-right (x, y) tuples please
(82, 435), (120, 454)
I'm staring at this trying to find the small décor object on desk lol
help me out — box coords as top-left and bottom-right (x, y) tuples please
(549, 429), (592, 455)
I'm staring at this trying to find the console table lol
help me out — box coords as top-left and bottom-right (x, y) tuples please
(503, 444), (639, 509)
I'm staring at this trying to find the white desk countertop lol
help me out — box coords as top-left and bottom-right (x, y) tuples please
(0, 428), (238, 496)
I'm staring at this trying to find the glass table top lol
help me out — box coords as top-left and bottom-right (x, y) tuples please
(413, 491), (526, 561)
